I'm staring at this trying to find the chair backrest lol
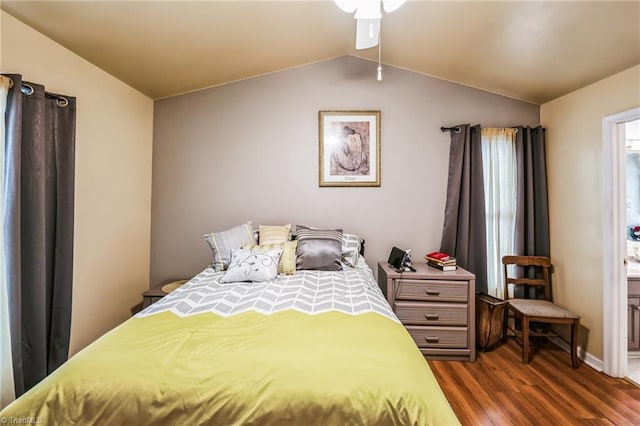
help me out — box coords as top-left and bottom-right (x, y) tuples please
(502, 255), (552, 301)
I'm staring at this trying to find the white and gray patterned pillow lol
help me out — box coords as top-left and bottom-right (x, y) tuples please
(204, 222), (256, 271)
(341, 233), (361, 268)
(243, 241), (298, 275)
(220, 247), (283, 283)
(295, 225), (343, 271)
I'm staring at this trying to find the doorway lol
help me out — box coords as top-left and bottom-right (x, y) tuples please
(625, 118), (640, 384)
(603, 107), (640, 378)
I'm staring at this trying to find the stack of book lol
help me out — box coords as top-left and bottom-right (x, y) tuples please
(425, 251), (457, 271)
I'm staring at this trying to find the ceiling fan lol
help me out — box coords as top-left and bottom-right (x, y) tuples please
(334, 0), (407, 50)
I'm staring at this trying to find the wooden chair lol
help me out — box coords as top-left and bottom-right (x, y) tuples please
(502, 255), (581, 368)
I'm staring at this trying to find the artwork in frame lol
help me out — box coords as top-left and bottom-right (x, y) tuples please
(318, 110), (381, 187)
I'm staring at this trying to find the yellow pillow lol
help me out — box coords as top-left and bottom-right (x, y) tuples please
(259, 224), (291, 245)
(243, 240), (298, 275)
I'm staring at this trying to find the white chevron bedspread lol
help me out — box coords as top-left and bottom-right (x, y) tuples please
(137, 263), (398, 321)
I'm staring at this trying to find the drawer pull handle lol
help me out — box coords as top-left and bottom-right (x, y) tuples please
(425, 313), (440, 320)
(425, 336), (440, 343)
(425, 290), (440, 296)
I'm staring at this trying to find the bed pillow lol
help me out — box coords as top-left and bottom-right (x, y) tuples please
(259, 224), (291, 245)
(295, 225), (343, 271)
(220, 247), (283, 283)
(204, 221), (256, 271)
(341, 233), (361, 268)
(243, 240), (298, 275)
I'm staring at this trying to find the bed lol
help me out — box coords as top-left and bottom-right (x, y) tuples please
(0, 233), (459, 425)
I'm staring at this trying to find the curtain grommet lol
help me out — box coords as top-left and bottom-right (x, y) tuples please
(21, 84), (34, 96)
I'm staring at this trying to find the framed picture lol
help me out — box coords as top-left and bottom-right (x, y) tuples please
(318, 110), (381, 187)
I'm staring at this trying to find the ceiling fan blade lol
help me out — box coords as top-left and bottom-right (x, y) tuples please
(382, 0), (406, 13)
(355, 18), (380, 50)
(334, 0), (357, 13)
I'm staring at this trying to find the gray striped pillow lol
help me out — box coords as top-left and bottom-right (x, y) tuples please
(295, 225), (343, 271)
(204, 222), (256, 271)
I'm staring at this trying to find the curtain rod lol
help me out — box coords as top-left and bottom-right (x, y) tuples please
(441, 126), (530, 134)
(2, 76), (69, 107)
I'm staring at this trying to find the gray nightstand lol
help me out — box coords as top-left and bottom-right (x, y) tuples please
(378, 261), (476, 362)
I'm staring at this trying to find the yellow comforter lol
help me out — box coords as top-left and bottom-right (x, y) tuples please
(1, 309), (458, 425)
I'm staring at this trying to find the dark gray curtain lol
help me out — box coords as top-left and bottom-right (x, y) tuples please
(4, 74), (76, 396)
(513, 126), (549, 300)
(515, 126), (550, 257)
(440, 124), (488, 294)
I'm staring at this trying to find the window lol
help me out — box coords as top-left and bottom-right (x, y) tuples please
(481, 128), (517, 298)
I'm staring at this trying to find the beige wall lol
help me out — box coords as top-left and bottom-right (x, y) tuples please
(151, 56), (539, 285)
(1, 11), (154, 355)
(541, 65), (640, 360)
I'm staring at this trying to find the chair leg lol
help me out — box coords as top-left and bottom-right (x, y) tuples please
(522, 316), (530, 364)
(570, 318), (580, 368)
(502, 308), (509, 341)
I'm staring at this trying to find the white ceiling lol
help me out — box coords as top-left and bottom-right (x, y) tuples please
(2, 0), (639, 104)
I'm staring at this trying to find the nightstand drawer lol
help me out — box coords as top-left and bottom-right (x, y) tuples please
(396, 279), (468, 302)
(395, 301), (468, 325)
(406, 326), (468, 348)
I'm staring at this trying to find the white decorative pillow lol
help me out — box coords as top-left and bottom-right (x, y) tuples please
(259, 224), (291, 245)
(341, 233), (361, 268)
(220, 247), (283, 283)
(243, 241), (298, 275)
(204, 222), (256, 271)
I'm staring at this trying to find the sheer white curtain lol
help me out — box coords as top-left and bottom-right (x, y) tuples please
(0, 76), (15, 408)
(482, 128), (517, 298)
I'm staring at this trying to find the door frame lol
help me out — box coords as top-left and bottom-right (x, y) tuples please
(603, 107), (640, 377)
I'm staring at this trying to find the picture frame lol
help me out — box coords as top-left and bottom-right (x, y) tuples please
(318, 110), (381, 187)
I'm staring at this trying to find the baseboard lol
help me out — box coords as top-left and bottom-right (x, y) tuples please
(549, 337), (604, 371)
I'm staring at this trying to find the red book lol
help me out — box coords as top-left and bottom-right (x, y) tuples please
(425, 251), (455, 262)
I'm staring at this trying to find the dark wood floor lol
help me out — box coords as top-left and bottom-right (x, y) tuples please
(429, 338), (640, 425)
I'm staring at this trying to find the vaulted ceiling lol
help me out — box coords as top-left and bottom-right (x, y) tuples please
(2, 0), (639, 104)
